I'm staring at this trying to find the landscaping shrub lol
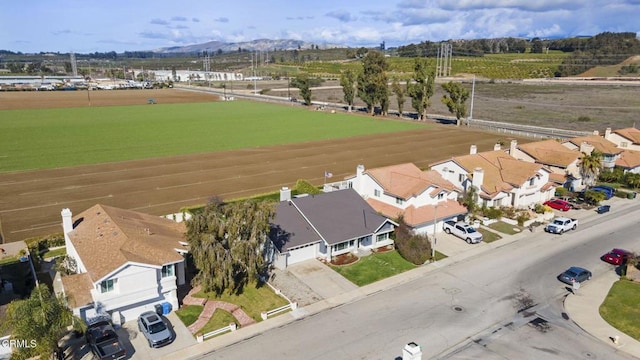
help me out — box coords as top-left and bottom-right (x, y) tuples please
(615, 190), (629, 198)
(554, 187), (568, 197)
(533, 203), (551, 214)
(293, 179), (321, 195)
(516, 213), (530, 227)
(394, 215), (432, 265)
(484, 207), (503, 220)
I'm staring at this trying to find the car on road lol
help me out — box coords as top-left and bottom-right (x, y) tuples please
(558, 266), (592, 285)
(138, 311), (175, 348)
(596, 205), (611, 214)
(601, 248), (633, 266)
(544, 199), (572, 211)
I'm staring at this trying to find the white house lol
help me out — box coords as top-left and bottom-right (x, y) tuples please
(562, 134), (622, 170)
(604, 127), (640, 152)
(339, 163), (467, 235)
(269, 188), (396, 269)
(430, 145), (555, 208)
(60, 204), (189, 323)
(509, 139), (584, 191)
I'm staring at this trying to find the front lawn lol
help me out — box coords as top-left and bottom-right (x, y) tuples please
(196, 309), (237, 337)
(193, 282), (289, 322)
(600, 279), (640, 340)
(477, 228), (503, 243)
(41, 247), (66, 259)
(175, 305), (204, 327)
(330, 250), (416, 286)
(487, 221), (522, 235)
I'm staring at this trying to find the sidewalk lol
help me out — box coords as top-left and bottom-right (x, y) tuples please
(162, 197), (640, 360)
(564, 271), (640, 358)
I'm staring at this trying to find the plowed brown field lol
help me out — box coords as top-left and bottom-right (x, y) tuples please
(0, 89), (528, 243)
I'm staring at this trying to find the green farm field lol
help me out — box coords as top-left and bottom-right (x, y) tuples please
(0, 100), (425, 172)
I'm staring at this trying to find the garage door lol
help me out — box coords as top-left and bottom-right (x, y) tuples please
(287, 243), (318, 266)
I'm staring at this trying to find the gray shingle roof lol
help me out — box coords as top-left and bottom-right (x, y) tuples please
(270, 189), (391, 251)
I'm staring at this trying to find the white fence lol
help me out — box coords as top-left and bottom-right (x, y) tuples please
(260, 282), (297, 320)
(197, 322), (237, 343)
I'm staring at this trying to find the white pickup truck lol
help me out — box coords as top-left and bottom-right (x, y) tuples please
(544, 217), (578, 234)
(443, 220), (483, 244)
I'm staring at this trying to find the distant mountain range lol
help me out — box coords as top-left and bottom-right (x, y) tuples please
(154, 39), (346, 54)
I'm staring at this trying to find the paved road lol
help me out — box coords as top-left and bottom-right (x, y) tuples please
(173, 199), (640, 360)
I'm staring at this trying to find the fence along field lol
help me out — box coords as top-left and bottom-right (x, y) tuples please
(0, 96), (425, 172)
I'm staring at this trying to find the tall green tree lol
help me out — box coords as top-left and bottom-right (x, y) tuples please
(441, 81), (470, 126)
(357, 51), (389, 115)
(291, 74), (312, 105)
(579, 150), (603, 188)
(0, 284), (84, 360)
(340, 69), (357, 112)
(186, 199), (275, 295)
(391, 79), (406, 116)
(408, 59), (435, 120)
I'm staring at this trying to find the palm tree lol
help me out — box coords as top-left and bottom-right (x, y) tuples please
(579, 150), (603, 188)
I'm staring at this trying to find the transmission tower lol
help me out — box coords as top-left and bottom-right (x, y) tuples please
(436, 42), (452, 78)
(70, 52), (78, 77)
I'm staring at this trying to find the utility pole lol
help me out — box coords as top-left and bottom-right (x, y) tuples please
(468, 74), (476, 125)
(431, 204), (438, 260)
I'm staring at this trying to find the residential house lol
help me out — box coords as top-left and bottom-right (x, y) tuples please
(430, 144), (555, 208)
(509, 139), (584, 191)
(341, 163), (467, 235)
(604, 127), (640, 152)
(269, 188), (396, 269)
(562, 134), (621, 170)
(60, 204), (188, 323)
(615, 150), (640, 174)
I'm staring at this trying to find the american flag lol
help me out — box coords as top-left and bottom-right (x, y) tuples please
(324, 171), (333, 178)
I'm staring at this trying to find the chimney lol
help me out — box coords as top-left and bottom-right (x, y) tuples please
(280, 187), (291, 202)
(357, 164), (365, 178)
(470, 145), (477, 155)
(472, 168), (484, 190)
(592, 130), (599, 136)
(509, 139), (518, 155)
(61, 208), (73, 236)
(604, 127), (612, 140)
(579, 141), (593, 154)
(493, 143), (501, 151)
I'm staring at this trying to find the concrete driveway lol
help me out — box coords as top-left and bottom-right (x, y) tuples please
(287, 260), (357, 299)
(119, 312), (197, 360)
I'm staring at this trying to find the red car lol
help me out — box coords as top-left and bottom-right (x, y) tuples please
(544, 199), (572, 211)
(602, 248), (633, 265)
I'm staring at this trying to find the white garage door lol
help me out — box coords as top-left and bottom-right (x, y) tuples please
(287, 243), (318, 265)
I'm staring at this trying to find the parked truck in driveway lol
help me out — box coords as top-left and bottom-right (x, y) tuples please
(443, 220), (483, 244)
(85, 318), (126, 360)
(544, 217), (578, 234)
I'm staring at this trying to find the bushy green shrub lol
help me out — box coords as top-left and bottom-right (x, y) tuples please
(615, 190), (629, 198)
(485, 207), (503, 220)
(394, 215), (432, 264)
(294, 179), (321, 195)
(516, 213), (530, 227)
(554, 187), (568, 197)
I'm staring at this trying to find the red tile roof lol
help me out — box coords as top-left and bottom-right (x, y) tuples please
(366, 198), (468, 227)
(365, 163), (458, 199)
(517, 139), (582, 167)
(616, 150), (640, 169)
(613, 128), (640, 144)
(567, 135), (621, 155)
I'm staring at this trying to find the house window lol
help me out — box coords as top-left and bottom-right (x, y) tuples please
(348, 181), (353, 188)
(437, 193), (444, 200)
(458, 174), (465, 182)
(621, 142), (628, 148)
(395, 197), (404, 205)
(334, 240), (355, 251)
(529, 178), (535, 186)
(99, 279), (116, 293)
(374, 189), (381, 197)
(162, 264), (174, 278)
(376, 233), (389, 242)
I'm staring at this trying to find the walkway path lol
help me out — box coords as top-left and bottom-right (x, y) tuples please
(182, 286), (255, 334)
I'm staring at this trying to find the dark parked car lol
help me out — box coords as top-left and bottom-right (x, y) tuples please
(544, 199), (572, 211)
(602, 248), (632, 266)
(591, 185), (616, 199)
(85, 319), (126, 360)
(596, 205), (611, 214)
(558, 266), (592, 285)
(138, 311), (174, 348)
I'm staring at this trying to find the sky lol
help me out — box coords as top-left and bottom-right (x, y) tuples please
(2, 0), (639, 53)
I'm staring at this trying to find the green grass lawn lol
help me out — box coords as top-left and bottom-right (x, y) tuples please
(600, 279), (640, 341)
(330, 250), (416, 286)
(175, 305), (204, 327)
(196, 309), (237, 337)
(193, 281), (289, 322)
(477, 228), (503, 243)
(41, 247), (66, 259)
(487, 221), (522, 235)
(0, 101), (426, 172)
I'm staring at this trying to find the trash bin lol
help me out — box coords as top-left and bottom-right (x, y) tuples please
(161, 302), (172, 315)
(154, 304), (163, 316)
(628, 192), (637, 199)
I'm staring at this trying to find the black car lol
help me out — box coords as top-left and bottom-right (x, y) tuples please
(558, 266), (592, 285)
